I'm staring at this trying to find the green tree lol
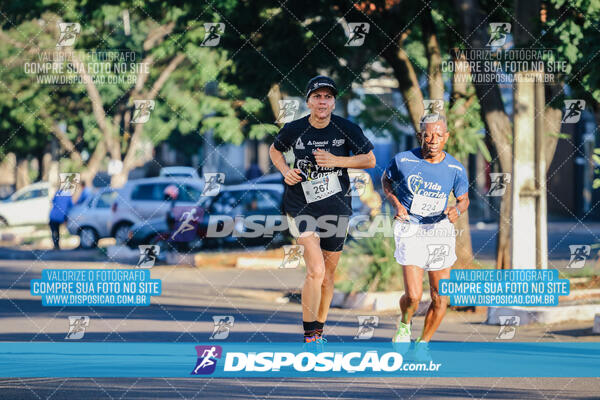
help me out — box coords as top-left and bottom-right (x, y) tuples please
(0, 2), (278, 186)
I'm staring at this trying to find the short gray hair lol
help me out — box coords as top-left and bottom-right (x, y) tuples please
(419, 114), (447, 133)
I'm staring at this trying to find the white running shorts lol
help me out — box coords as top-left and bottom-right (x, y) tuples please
(393, 218), (457, 271)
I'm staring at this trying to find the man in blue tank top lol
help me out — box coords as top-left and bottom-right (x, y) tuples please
(382, 115), (470, 355)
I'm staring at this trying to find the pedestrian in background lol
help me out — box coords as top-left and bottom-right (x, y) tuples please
(76, 181), (91, 205)
(49, 189), (73, 250)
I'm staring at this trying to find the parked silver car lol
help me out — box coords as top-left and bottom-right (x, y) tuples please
(108, 177), (205, 244)
(67, 188), (117, 248)
(159, 166), (201, 179)
(0, 182), (50, 226)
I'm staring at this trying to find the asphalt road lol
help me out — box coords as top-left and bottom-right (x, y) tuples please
(1, 259), (599, 399)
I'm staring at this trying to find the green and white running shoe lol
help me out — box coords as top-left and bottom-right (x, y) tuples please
(392, 320), (412, 343)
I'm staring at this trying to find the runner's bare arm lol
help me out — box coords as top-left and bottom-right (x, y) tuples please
(313, 148), (376, 169)
(381, 174), (408, 220)
(444, 192), (470, 223)
(269, 144), (303, 185)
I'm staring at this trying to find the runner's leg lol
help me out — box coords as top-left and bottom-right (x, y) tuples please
(400, 265), (424, 324)
(316, 250), (342, 324)
(419, 267), (451, 342)
(49, 221), (60, 250)
(298, 232), (325, 324)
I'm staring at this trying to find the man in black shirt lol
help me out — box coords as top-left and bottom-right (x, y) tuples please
(270, 75), (376, 345)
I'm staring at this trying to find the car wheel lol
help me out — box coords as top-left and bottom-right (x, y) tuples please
(79, 227), (99, 249)
(114, 223), (132, 245)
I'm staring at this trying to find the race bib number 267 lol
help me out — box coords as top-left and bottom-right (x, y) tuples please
(301, 174), (342, 203)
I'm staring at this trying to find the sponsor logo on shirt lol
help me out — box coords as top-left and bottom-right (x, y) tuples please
(333, 139), (345, 147)
(407, 173), (445, 198)
(295, 137), (305, 150)
(307, 140), (329, 146)
(296, 157), (341, 180)
(400, 157), (419, 163)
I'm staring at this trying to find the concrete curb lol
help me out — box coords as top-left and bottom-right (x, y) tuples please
(106, 246), (196, 266)
(487, 304), (600, 325)
(485, 289), (600, 325)
(194, 248), (286, 269)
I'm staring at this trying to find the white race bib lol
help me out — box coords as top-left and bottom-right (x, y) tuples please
(409, 193), (446, 217)
(301, 174), (342, 203)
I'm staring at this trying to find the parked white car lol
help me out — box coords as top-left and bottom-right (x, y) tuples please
(67, 188), (117, 248)
(108, 177), (205, 244)
(0, 182), (51, 226)
(159, 166), (200, 179)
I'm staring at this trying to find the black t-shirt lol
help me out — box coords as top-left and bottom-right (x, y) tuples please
(273, 114), (374, 218)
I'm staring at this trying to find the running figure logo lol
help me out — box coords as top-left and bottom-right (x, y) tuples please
(346, 171), (368, 197)
(422, 100), (444, 123)
(354, 315), (379, 340)
(425, 244), (450, 270)
(281, 245), (304, 269)
(345, 23), (370, 47)
(567, 245), (590, 269)
(496, 315), (520, 340)
(191, 345), (222, 375)
(210, 316), (234, 340)
(201, 23), (225, 47)
(202, 173), (225, 196)
(131, 100), (155, 124)
(487, 23), (511, 46)
(276, 100), (300, 124)
(487, 173), (511, 197)
(296, 157), (315, 180)
(65, 316), (90, 340)
(407, 173), (425, 195)
(137, 245), (160, 268)
(58, 173), (80, 195)
(562, 100), (585, 123)
(171, 208), (200, 240)
(57, 23), (81, 47)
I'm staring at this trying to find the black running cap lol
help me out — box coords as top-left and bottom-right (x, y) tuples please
(305, 75), (338, 100)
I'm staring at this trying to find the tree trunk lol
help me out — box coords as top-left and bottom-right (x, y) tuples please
(16, 158), (30, 190)
(421, 8), (444, 101)
(268, 82), (283, 124)
(41, 153), (52, 181)
(453, 0), (514, 268)
(111, 53), (186, 187)
(450, 53), (474, 267)
(382, 43), (424, 132)
(453, 195), (474, 268)
(0, 153), (16, 186)
(543, 82), (563, 167)
(496, 183), (512, 268)
(80, 141), (106, 186)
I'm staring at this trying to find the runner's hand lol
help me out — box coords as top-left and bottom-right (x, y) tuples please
(284, 168), (303, 185)
(314, 148), (338, 168)
(444, 206), (459, 223)
(394, 203), (409, 221)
